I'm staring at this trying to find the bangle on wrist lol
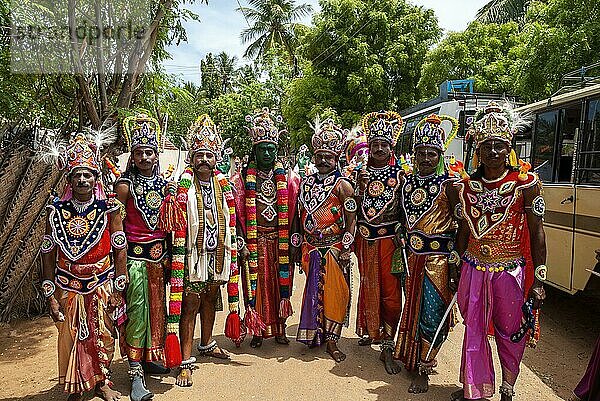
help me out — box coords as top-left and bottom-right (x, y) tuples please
(114, 274), (127, 291)
(534, 264), (547, 281)
(41, 279), (56, 298)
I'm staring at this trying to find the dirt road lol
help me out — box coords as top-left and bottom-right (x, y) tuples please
(1, 271), (598, 401)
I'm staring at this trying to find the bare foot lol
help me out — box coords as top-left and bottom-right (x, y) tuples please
(175, 367), (193, 387)
(379, 349), (401, 375)
(326, 341), (346, 362)
(408, 371), (429, 393)
(250, 336), (263, 348)
(204, 345), (230, 360)
(500, 393), (513, 401)
(67, 393), (83, 401)
(95, 382), (121, 401)
(450, 389), (481, 401)
(358, 336), (372, 346)
(275, 335), (290, 345)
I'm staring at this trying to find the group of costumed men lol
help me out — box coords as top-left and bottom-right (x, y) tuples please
(40, 101), (550, 401)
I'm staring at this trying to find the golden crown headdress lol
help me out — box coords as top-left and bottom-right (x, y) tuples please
(362, 110), (403, 145)
(413, 114), (459, 152)
(468, 101), (516, 148)
(59, 133), (101, 174)
(187, 114), (224, 160)
(245, 107), (286, 145)
(123, 113), (162, 152)
(310, 117), (346, 156)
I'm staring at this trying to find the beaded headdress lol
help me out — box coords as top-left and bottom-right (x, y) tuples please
(413, 114), (459, 152)
(245, 107), (286, 145)
(123, 113), (162, 152)
(362, 110), (403, 145)
(345, 126), (368, 165)
(59, 133), (101, 174)
(468, 101), (516, 148)
(310, 117), (346, 156)
(187, 114), (224, 161)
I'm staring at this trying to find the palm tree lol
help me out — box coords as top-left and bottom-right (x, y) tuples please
(475, 0), (531, 25)
(237, 0), (313, 60)
(215, 52), (238, 93)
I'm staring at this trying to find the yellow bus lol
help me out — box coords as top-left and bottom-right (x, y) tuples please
(514, 83), (600, 294)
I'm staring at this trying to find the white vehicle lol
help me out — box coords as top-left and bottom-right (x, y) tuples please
(398, 80), (517, 167)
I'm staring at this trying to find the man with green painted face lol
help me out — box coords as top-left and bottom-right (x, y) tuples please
(232, 108), (301, 349)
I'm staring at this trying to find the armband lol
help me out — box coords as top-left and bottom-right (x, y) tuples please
(114, 274), (127, 291)
(237, 236), (246, 251)
(41, 279), (56, 298)
(534, 264), (547, 281)
(111, 231), (127, 250)
(41, 235), (55, 254)
(343, 197), (358, 213)
(453, 203), (463, 220)
(448, 250), (461, 266)
(531, 195), (545, 217)
(290, 233), (303, 248)
(342, 231), (355, 250)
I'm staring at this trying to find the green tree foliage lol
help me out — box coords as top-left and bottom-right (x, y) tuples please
(238, 0), (313, 60)
(418, 22), (520, 100)
(418, 0), (600, 103)
(284, 0), (441, 147)
(512, 0), (600, 101)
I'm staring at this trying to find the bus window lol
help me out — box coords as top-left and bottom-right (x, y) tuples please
(556, 106), (581, 183)
(533, 110), (558, 182)
(458, 110), (476, 138)
(578, 98), (600, 184)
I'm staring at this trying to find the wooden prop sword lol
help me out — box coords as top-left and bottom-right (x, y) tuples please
(425, 292), (458, 362)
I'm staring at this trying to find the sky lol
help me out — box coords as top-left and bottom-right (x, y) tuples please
(163, 0), (489, 83)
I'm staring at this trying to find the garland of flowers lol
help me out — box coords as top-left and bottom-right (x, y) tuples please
(166, 166), (240, 339)
(245, 161), (291, 307)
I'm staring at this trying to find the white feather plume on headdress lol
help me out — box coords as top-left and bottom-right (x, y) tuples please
(502, 101), (533, 134)
(84, 120), (118, 159)
(34, 128), (67, 166)
(308, 115), (321, 135)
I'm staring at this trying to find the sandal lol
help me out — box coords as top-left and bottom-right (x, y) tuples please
(198, 340), (230, 359)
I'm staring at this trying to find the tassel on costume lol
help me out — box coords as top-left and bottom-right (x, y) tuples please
(244, 307), (266, 336)
(225, 311), (245, 347)
(158, 193), (186, 232)
(509, 149), (518, 167)
(279, 298), (293, 319)
(164, 333), (182, 368)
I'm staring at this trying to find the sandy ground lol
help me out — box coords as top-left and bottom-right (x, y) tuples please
(1, 268), (598, 401)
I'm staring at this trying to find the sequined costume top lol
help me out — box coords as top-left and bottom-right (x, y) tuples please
(117, 172), (168, 240)
(299, 170), (349, 247)
(46, 198), (118, 294)
(117, 172), (168, 263)
(401, 172), (457, 255)
(357, 164), (403, 240)
(455, 170), (541, 267)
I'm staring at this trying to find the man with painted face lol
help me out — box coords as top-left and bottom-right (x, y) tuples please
(354, 111), (404, 375)
(114, 114), (173, 401)
(452, 102), (547, 401)
(394, 114), (461, 393)
(40, 133), (127, 401)
(232, 108), (301, 348)
(165, 115), (241, 387)
(296, 118), (357, 362)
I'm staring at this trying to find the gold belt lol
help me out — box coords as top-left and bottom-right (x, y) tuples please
(467, 239), (522, 264)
